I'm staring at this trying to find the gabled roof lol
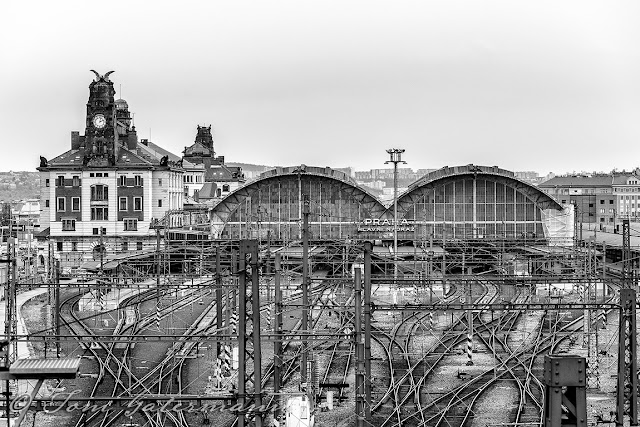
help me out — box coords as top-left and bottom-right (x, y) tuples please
(43, 141), (181, 170)
(205, 164), (244, 182)
(184, 142), (212, 157)
(197, 182), (218, 199)
(140, 141), (181, 162)
(539, 176), (614, 188)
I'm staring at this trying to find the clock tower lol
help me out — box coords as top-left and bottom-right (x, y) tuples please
(84, 70), (118, 166)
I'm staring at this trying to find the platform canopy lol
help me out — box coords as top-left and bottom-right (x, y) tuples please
(8, 357), (80, 379)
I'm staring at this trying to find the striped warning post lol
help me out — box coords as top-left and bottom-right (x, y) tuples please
(230, 311), (239, 335)
(264, 304), (272, 331)
(465, 333), (473, 366)
(220, 344), (232, 375)
(599, 310), (607, 329)
(429, 311), (434, 329)
(213, 357), (223, 387)
(156, 299), (161, 330)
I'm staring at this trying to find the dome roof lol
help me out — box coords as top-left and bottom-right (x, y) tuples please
(115, 98), (129, 110)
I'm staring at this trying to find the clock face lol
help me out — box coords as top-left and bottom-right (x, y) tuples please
(93, 114), (106, 129)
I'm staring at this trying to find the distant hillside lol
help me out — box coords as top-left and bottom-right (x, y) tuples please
(0, 172), (40, 202)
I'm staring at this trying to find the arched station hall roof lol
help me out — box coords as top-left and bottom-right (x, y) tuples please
(210, 165), (387, 226)
(396, 164), (563, 215)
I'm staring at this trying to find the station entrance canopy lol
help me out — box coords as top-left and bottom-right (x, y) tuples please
(210, 164), (573, 245)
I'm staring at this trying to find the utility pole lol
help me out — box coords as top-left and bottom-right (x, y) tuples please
(274, 253), (283, 425)
(216, 245), (222, 358)
(301, 194), (310, 388)
(363, 242), (373, 421)
(617, 218), (637, 425)
(386, 148), (406, 285)
(153, 221), (162, 330)
(55, 259), (60, 358)
(237, 240), (263, 427)
(354, 268), (365, 427)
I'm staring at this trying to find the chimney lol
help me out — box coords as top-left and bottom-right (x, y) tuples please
(71, 131), (80, 150)
(127, 127), (138, 150)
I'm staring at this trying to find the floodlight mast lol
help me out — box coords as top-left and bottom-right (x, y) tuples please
(385, 148), (406, 285)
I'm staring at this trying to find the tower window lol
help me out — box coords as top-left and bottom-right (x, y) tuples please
(158, 199), (162, 208)
(45, 179), (50, 187)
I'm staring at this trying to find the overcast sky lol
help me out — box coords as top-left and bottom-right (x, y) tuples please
(1, 1), (639, 175)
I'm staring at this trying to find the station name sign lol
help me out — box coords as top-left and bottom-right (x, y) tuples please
(357, 218), (415, 233)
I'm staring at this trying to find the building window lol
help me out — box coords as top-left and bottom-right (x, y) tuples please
(158, 178), (163, 186)
(119, 176), (127, 186)
(599, 208), (605, 213)
(57, 197), (65, 211)
(222, 184), (230, 192)
(93, 228), (99, 235)
(137, 241), (143, 251)
(57, 176), (65, 187)
(134, 176), (142, 186)
(124, 219), (138, 231)
(610, 200), (614, 204)
(609, 209), (614, 213)
(601, 218), (605, 222)
(134, 197), (142, 211)
(104, 173), (108, 177)
(122, 241), (128, 251)
(91, 207), (108, 220)
(600, 200), (604, 204)
(45, 200), (49, 208)
(158, 199), (162, 207)
(62, 219), (75, 231)
(72, 176), (80, 187)
(56, 242), (63, 252)
(90, 185), (108, 201)
(588, 203), (594, 208)
(90, 173), (95, 178)
(72, 197), (80, 211)
(45, 179), (50, 187)
(96, 173), (103, 178)
(72, 242), (78, 252)
(119, 197), (128, 211)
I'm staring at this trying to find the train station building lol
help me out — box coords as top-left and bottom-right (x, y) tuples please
(210, 164), (574, 245)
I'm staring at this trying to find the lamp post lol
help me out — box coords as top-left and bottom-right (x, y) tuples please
(386, 149), (406, 284)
